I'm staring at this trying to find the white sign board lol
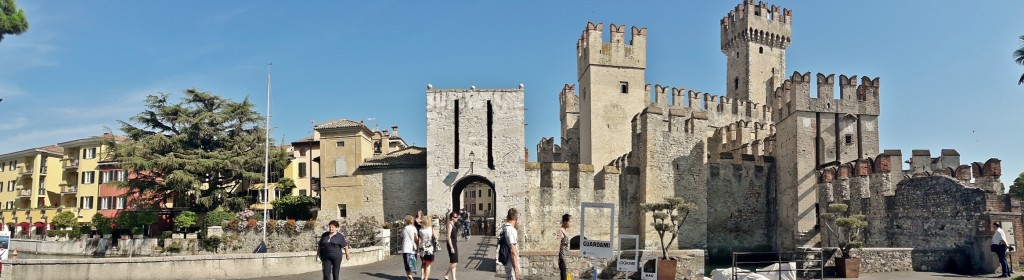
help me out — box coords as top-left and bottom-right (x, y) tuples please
(1003, 222), (1016, 246)
(580, 202), (615, 259)
(617, 235), (639, 272)
(640, 250), (658, 280)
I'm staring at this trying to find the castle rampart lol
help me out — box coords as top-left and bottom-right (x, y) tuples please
(772, 72), (881, 121)
(577, 22), (647, 75)
(720, 0), (792, 52)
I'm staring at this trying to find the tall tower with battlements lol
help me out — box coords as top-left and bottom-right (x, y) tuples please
(721, 0), (792, 106)
(577, 22), (648, 167)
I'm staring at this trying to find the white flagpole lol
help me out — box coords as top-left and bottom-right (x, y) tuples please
(263, 63), (272, 251)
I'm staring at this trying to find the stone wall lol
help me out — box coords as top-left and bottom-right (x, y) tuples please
(518, 250), (704, 280)
(521, 163), (619, 251)
(0, 247), (387, 280)
(802, 247), (913, 275)
(706, 157), (776, 259)
(11, 238), (161, 257)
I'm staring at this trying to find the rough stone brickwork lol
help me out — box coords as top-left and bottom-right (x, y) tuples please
(425, 87), (526, 219)
(560, 84), (580, 164)
(518, 250), (705, 280)
(706, 155), (776, 259)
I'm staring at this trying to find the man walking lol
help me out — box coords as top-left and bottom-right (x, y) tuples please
(993, 222), (1013, 278)
(498, 208), (521, 280)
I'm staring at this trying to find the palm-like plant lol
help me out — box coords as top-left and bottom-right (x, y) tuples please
(641, 197), (698, 260)
(1016, 35), (1024, 85)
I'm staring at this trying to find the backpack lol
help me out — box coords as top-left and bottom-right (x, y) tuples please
(497, 225), (511, 265)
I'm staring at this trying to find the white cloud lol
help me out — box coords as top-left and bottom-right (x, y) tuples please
(0, 117), (28, 131)
(0, 124), (108, 152)
(0, 82), (26, 98)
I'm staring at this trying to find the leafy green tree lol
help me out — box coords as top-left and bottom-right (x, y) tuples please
(175, 211), (197, 232)
(1009, 172), (1024, 200)
(92, 213), (113, 235)
(276, 177), (296, 197)
(640, 197), (698, 260)
(52, 211), (78, 230)
(1016, 36), (1024, 85)
(204, 208), (235, 227)
(272, 195), (319, 220)
(108, 89), (290, 212)
(0, 0), (29, 43)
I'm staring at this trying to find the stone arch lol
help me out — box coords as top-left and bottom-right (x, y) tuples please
(452, 175), (497, 233)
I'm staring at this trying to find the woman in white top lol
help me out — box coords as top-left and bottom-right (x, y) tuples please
(418, 218), (438, 280)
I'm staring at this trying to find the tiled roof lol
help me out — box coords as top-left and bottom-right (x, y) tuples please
(292, 134), (316, 144)
(314, 119), (364, 130)
(359, 146), (427, 169)
(37, 145), (64, 154)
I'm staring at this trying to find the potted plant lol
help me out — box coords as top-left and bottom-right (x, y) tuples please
(641, 197), (697, 280)
(820, 203), (868, 278)
(131, 227), (144, 239)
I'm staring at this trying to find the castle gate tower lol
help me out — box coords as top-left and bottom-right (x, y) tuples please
(425, 85), (526, 228)
(721, 0), (792, 105)
(577, 22), (648, 167)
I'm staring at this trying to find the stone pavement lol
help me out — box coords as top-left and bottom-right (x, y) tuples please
(247, 235), (499, 280)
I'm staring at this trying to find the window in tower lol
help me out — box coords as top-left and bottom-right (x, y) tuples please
(734, 77), (739, 90)
(845, 134), (854, 145)
(759, 47), (764, 54)
(620, 82), (628, 94)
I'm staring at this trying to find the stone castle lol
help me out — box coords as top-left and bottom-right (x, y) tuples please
(317, 0), (1020, 273)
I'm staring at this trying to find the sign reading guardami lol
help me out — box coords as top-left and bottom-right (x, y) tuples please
(579, 202), (616, 259)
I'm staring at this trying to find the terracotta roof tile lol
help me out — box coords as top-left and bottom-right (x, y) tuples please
(359, 146), (426, 169)
(314, 119), (364, 130)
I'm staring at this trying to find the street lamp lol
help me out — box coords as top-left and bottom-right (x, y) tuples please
(469, 151), (475, 174)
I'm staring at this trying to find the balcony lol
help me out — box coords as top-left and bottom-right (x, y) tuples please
(62, 159), (80, 170)
(17, 166), (33, 177)
(39, 166), (48, 175)
(16, 189), (31, 198)
(60, 184), (78, 194)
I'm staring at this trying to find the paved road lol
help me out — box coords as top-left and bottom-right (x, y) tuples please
(250, 235), (499, 280)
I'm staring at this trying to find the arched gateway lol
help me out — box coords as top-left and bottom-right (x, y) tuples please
(425, 86), (526, 233)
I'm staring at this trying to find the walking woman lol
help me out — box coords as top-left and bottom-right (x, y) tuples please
(557, 214), (571, 280)
(418, 218), (438, 280)
(443, 212), (459, 280)
(318, 220), (350, 280)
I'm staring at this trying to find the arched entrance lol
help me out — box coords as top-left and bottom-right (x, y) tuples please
(451, 175), (497, 235)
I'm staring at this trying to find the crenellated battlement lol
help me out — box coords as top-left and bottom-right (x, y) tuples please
(708, 120), (775, 158)
(817, 150), (1006, 198)
(772, 71), (881, 120)
(720, 0), (792, 52)
(577, 22), (647, 75)
(643, 84), (773, 124)
(559, 84), (579, 114)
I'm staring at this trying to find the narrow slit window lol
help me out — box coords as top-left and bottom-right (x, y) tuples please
(734, 77), (739, 90)
(620, 82), (628, 94)
(454, 99), (460, 169)
(487, 100), (495, 169)
(759, 46), (764, 54)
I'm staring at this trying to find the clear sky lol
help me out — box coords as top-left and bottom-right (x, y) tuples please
(1, 1), (1022, 186)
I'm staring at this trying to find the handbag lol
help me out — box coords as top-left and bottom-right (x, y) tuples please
(432, 235), (439, 253)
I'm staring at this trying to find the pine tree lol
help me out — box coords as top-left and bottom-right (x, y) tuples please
(108, 89), (289, 212)
(0, 0), (29, 43)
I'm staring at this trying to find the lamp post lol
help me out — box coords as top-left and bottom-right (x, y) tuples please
(469, 151), (475, 174)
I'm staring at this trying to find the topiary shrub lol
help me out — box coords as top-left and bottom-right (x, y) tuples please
(204, 209), (234, 227)
(174, 211), (197, 233)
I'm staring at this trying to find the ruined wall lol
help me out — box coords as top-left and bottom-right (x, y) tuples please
(706, 155), (776, 259)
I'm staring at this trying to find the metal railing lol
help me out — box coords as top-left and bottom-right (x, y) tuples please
(16, 189), (31, 198)
(731, 251), (825, 280)
(63, 159), (80, 169)
(17, 165), (32, 176)
(61, 184), (78, 194)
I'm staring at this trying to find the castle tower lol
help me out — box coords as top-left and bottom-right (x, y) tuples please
(772, 72), (881, 250)
(577, 22), (648, 167)
(721, 0), (792, 105)
(559, 84), (580, 163)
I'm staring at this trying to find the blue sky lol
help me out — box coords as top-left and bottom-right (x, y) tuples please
(1, 1), (1022, 185)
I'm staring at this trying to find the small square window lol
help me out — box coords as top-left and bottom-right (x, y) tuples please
(336, 141), (345, 147)
(845, 134), (854, 145)
(619, 82), (628, 94)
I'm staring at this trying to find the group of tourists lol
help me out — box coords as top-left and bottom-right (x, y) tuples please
(315, 208), (575, 280)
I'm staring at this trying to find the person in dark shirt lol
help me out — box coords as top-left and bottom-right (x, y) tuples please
(318, 220), (350, 280)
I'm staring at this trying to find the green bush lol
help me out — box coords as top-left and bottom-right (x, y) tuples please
(79, 225), (91, 236)
(166, 241), (183, 253)
(271, 195), (319, 220)
(340, 216), (381, 249)
(159, 231), (172, 239)
(199, 236), (221, 252)
(131, 227), (143, 236)
(92, 214), (113, 235)
(175, 211), (197, 232)
(53, 211), (78, 230)
(204, 209), (234, 227)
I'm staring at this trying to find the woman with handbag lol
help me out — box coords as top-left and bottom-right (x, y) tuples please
(418, 218), (438, 280)
(317, 220), (350, 280)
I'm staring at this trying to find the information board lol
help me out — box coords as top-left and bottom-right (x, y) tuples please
(617, 235), (639, 272)
(639, 250), (658, 280)
(579, 202), (616, 259)
(0, 230), (10, 260)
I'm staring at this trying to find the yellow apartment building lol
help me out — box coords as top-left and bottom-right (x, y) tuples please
(0, 145), (65, 234)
